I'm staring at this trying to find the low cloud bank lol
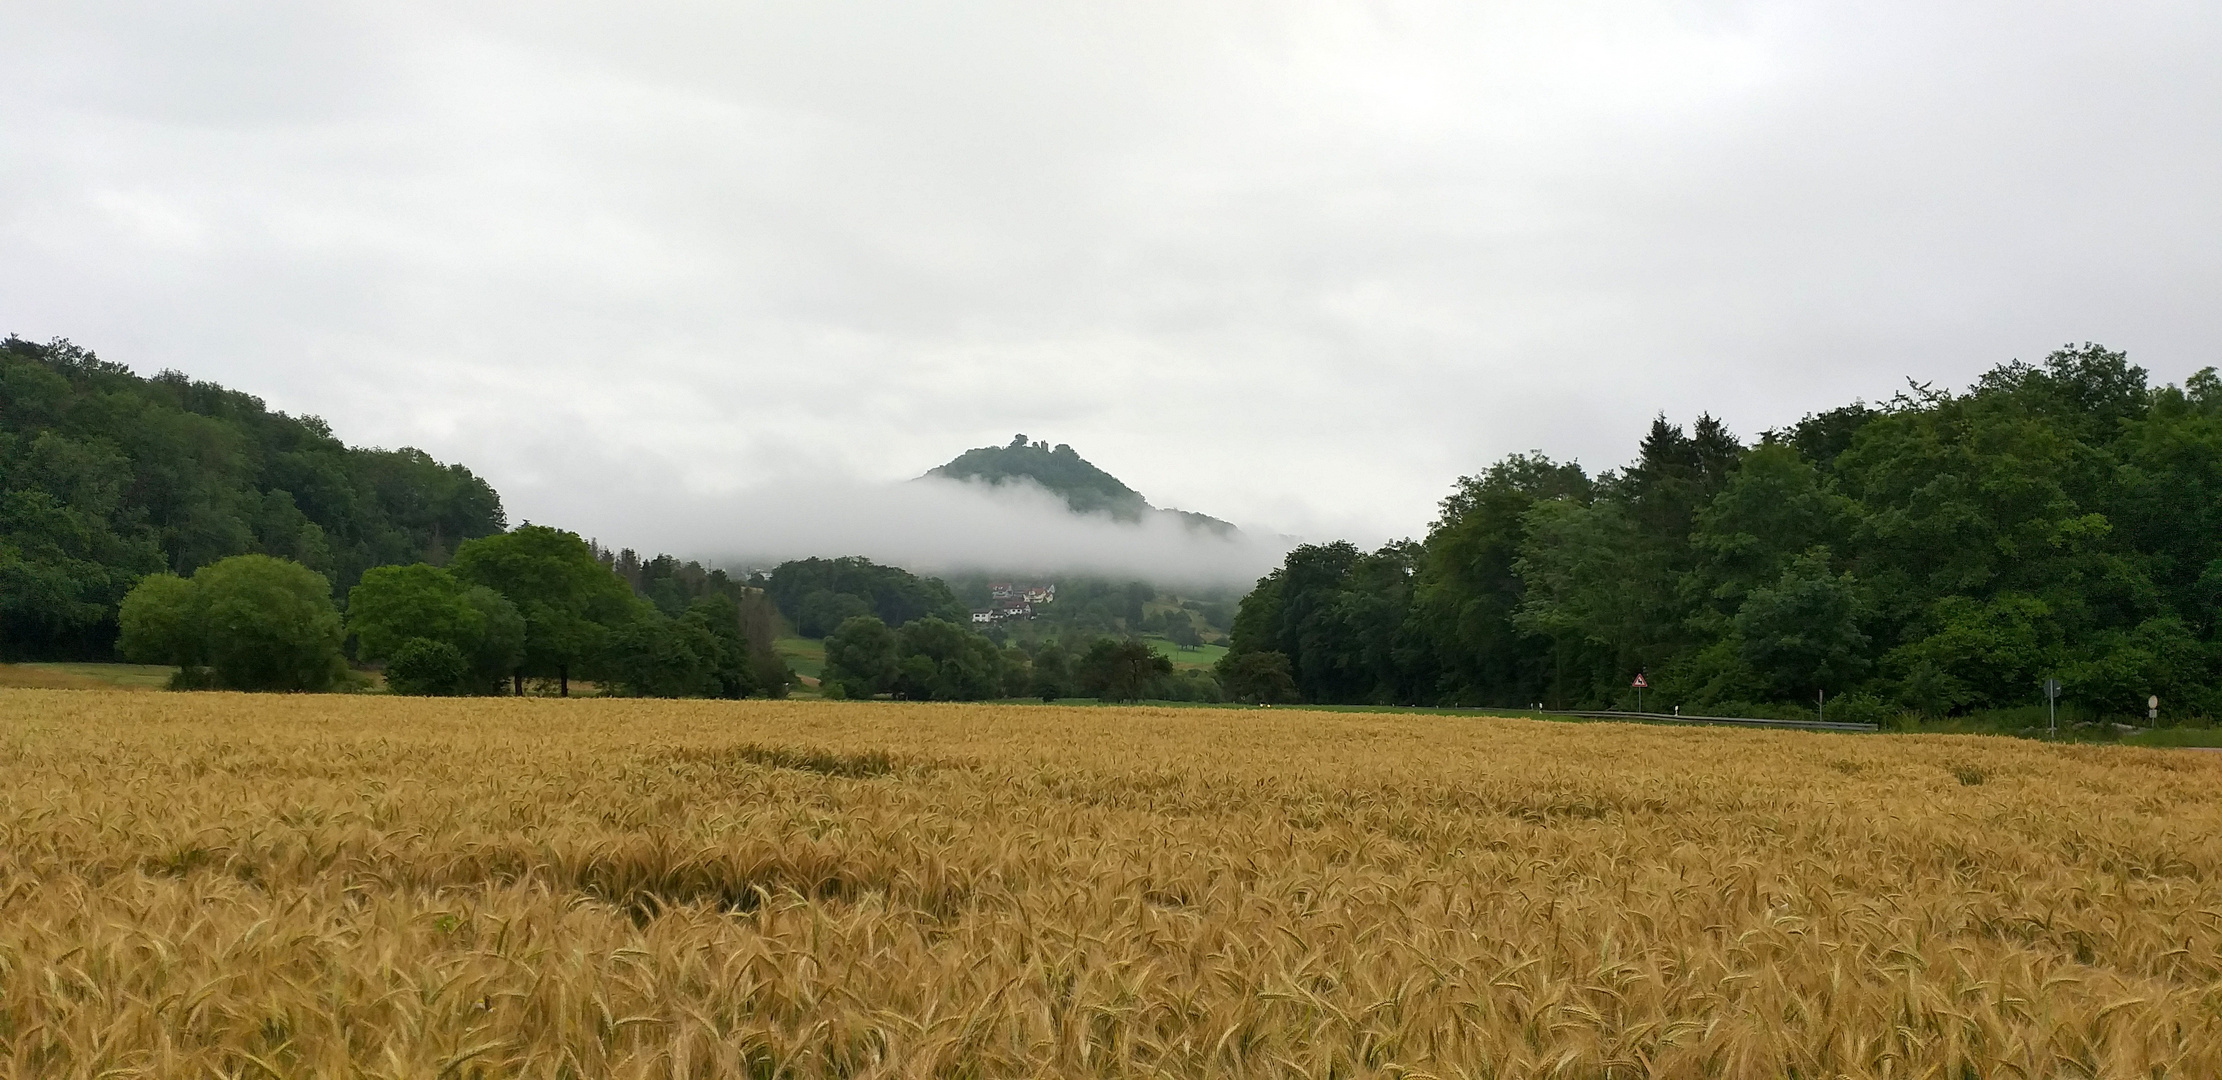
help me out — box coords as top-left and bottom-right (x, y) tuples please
(589, 474), (1294, 587)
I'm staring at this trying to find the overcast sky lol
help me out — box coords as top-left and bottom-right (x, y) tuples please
(4, 1), (2218, 557)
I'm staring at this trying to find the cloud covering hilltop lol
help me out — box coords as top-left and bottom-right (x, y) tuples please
(923, 435), (1242, 537)
(627, 471), (1288, 586)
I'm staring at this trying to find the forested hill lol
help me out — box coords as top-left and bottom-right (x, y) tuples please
(927, 435), (1239, 535)
(1220, 344), (2222, 722)
(0, 336), (506, 659)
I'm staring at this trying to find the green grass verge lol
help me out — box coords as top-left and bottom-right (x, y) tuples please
(2123, 727), (2222, 748)
(1892, 715), (2222, 745)
(967, 697), (1550, 717)
(0, 663), (177, 690)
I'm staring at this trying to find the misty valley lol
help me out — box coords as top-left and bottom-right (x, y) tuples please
(1, 335), (2215, 737)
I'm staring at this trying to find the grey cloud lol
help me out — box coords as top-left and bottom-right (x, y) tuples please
(574, 473), (1292, 588)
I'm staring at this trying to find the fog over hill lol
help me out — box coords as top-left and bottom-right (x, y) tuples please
(575, 444), (1288, 586)
(699, 476), (1283, 586)
(924, 436), (1241, 537)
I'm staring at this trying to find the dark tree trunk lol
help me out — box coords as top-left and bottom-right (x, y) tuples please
(560, 664), (569, 697)
(513, 670), (523, 696)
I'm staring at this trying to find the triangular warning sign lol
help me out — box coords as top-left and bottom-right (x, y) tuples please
(1631, 673), (1648, 688)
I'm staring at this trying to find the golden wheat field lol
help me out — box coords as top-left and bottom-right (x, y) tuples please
(4, 691), (2222, 1078)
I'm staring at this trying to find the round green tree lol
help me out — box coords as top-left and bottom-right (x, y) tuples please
(196, 555), (348, 691)
(891, 617), (1003, 701)
(117, 572), (202, 668)
(347, 563), (522, 694)
(384, 637), (472, 695)
(821, 615), (898, 699)
(119, 555), (347, 691)
(347, 563), (485, 662)
(450, 525), (635, 694)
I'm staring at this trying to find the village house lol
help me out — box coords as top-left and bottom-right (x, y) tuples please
(973, 583), (1054, 624)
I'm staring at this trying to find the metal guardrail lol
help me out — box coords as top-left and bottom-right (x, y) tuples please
(1539, 709), (1878, 733)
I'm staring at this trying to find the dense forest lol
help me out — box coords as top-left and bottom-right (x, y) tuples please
(753, 555), (1229, 702)
(593, 543), (791, 692)
(1221, 345), (2222, 722)
(118, 525), (793, 698)
(761, 556), (968, 637)
(1, 337), (505, 660)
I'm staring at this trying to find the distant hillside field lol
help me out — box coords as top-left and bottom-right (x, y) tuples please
(1144, 635), (1227, 671)
(773, 636), (825, 681)
(7, 688), (2222, 1075)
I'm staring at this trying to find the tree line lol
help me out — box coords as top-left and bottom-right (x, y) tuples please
(764, 555), (969, 637)
(815, 613), (1225, 703)
(1, 336), (504, 660)
(767, 555), (1238, 647)
(1220, 345), (2222, 723)
(1, 336), (795, 696)
(761, 555), (1227, 702)
(118, 525), (792, 697)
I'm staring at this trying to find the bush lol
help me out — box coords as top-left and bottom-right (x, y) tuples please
(822, 615), (898, 699)
(348, 565), (481, 662)
(594, 595), (766, 700)
(1030, 641), (1072, 701)
(1823, 692), (1892, 727)
(1703, 700), (1823, 723)
(798, 590), (873, 638)
(166, 666), (218, 690)
(1157, 669), (1224, 703)
(347, 564), (524, 694)
(753, 651), (793, 699)
(195, 556), (348, 691)
(1000, 646), (1033, 698)
(118, 555), (347, 692)
(1217, 650), (1298, 704)
(118, 573), (200, 667)
(891, 617), (1003, 701)
(385, 637), (472, 696)
(1075, 638), (1173, 703)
